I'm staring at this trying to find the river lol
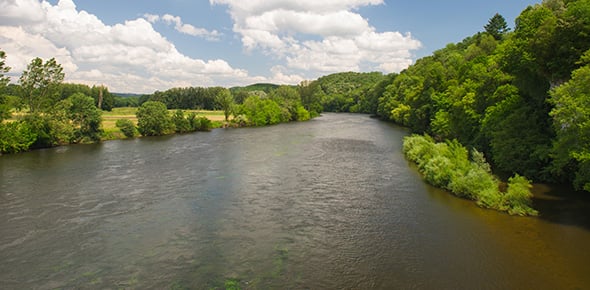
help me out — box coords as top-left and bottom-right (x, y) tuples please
(1, 113), (589, 289)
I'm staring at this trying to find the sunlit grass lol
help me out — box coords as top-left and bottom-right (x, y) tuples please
(101, 107), (226, 131)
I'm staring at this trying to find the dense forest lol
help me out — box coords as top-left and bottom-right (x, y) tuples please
(299, 0), (590, 193)
(1, 0), (589, 195)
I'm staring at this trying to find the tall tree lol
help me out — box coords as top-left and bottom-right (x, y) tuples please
(0, 50), (12, 121)
(0, 50), (9, 88)
(215, 88), (234, 122)
(485, 13), (510, 40)
(19, 57), (64, 112)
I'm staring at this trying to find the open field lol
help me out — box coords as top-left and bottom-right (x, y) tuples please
(101, 107), (226, 130)
(100, 107), (226, 139)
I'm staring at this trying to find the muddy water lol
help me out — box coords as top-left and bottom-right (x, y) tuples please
(1, 113), (589, 289)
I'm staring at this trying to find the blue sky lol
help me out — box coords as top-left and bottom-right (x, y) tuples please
(0, 0), (540, 93)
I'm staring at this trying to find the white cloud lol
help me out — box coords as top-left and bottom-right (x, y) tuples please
(0, 0), (255, 93)
(0, 0), (46, 25)
(211, 0), (421, 74)
(145, 13), (222, 41)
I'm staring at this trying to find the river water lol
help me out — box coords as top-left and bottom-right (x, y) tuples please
(1, 113), (589, 289)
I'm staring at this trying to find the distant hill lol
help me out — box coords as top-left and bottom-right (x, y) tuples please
(113, 93), (143, 98)
(230, 83), (280, 93)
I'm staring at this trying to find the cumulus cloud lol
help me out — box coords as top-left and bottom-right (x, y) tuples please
(0, 0), (256, 93)
(211, 0), (421, 74)
(144, 13), (222, 41)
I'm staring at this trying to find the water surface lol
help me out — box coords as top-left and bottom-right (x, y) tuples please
(1, 113), (589, 289)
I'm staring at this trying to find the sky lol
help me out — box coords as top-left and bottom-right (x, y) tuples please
(0, 0), (541, 93)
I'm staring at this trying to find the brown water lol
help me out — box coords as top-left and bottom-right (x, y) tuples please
(1, 113), (589, 289)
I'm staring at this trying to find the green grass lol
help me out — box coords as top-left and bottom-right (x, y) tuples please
(100, 107), (226, 134)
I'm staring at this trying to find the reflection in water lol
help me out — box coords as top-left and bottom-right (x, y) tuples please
(1, 113), (589, 289)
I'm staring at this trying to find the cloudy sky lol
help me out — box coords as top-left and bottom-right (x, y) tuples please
(0, 0), (539, 93)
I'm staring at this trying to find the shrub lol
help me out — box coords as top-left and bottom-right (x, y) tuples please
(0, 121), (36, 154)
(172, 110), (191, 133)
(403, 134), (537, 216)
(115, 119), (136, 138)
(502, 174), (538, 216)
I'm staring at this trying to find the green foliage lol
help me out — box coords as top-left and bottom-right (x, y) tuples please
(61, 93), (102, 143)
(237, 96), (284, 126)
(308, 72), (386, 114)
(184, 112), (212, 131)
(21, 112), (74, 148)
(0, 121), (36, 154)
(485, 13), (510, 40)
(502, 174), (538, 216)
(136, 101), (174, 136)
(549, 57), (590, 191)
(142, 86), (224, 110)
(215, 88), (234, 122)
(0, 50), (10, 89)
(59, 83), (115, 111)
(19, 57), (64, 112)
(115, 119), (136, 138)
(295, 104), (310, 121)
(403, 134), (537, 215)
(172, 110), (191, 133)
(224, 279), (241, 290)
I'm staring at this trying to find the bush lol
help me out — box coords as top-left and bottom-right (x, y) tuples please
(0, 121), (37, 154)
(502, 174), (538, 216)
(115, 119), (136, 138)
(296, 104), (311, 121)
(403, 134), (537, 216)
(172, 110), (191, 133)
(22, 112), (74, 148)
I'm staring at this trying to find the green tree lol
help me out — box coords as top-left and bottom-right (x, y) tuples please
(549, 54), (590, 191)
(215, 88), (234, 122)
(484, 13), (510, 40)
(0, 50), (12, 121)
(136, 101), (173, 136)
(19, 57), (64, 112)
(62, 93), (102, 142)
(0, 50), (9, 88)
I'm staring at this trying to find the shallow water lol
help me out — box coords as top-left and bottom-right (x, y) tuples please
(1, 113), (589, 289)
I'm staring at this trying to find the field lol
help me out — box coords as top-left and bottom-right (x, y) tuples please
(101, 107), (226, 139)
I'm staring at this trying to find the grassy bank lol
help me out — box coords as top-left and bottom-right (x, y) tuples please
(403, 134), (538, 216)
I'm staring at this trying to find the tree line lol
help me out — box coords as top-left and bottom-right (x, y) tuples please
(299, 0), (590, 193)
(0, 53), (313, 154)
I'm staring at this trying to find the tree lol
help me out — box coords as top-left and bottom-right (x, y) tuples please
(215, 88), (234, 122)
(0, 50), (9, 88)
(62, 93), (102, 142)
(485, 13), (510, 40)
(1, 50), (12, 121)
(549, 55), (590, 191)
(19, 57), (64, 112)
(136, 101), (173, 136)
